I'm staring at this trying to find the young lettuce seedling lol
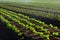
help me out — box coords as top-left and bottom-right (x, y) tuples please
(18, 32), (23, 36)
(7, 24), (12, 29)
(53, 26), (58, 30)
(49, 24), (53, 28)
(34, 31), (44, 37)
(43, 34), (50, 40)
(52, 32), (59, 37)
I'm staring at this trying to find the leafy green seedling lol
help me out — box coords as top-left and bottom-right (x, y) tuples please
(49, 24), (53, 28)
(18, 32), (23, 36)
(43, 34), (50, 40)
(52, 32), (59, 37)
(53, 26), (58, 29)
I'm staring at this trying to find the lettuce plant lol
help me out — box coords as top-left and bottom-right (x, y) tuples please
(52, 32), (59, 37)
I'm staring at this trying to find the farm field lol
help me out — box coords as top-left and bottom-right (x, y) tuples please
(0, 2), (60, 40)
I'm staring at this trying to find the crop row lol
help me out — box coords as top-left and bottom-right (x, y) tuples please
(0, 15), (24, 40)
(2, 3), (60, 13)
(0, 4), (60, 20)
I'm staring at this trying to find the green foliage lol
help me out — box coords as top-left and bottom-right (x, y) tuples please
(52, 32), (59, 37)
(49, 24), (53, 28)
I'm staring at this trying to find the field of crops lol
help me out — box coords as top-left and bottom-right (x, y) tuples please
(0, 3), (60, 40)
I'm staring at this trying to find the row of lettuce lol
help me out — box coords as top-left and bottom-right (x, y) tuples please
(0, 4), (60, 21)
(0, 8), (60, 40)
(2, 3), (60, 13)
